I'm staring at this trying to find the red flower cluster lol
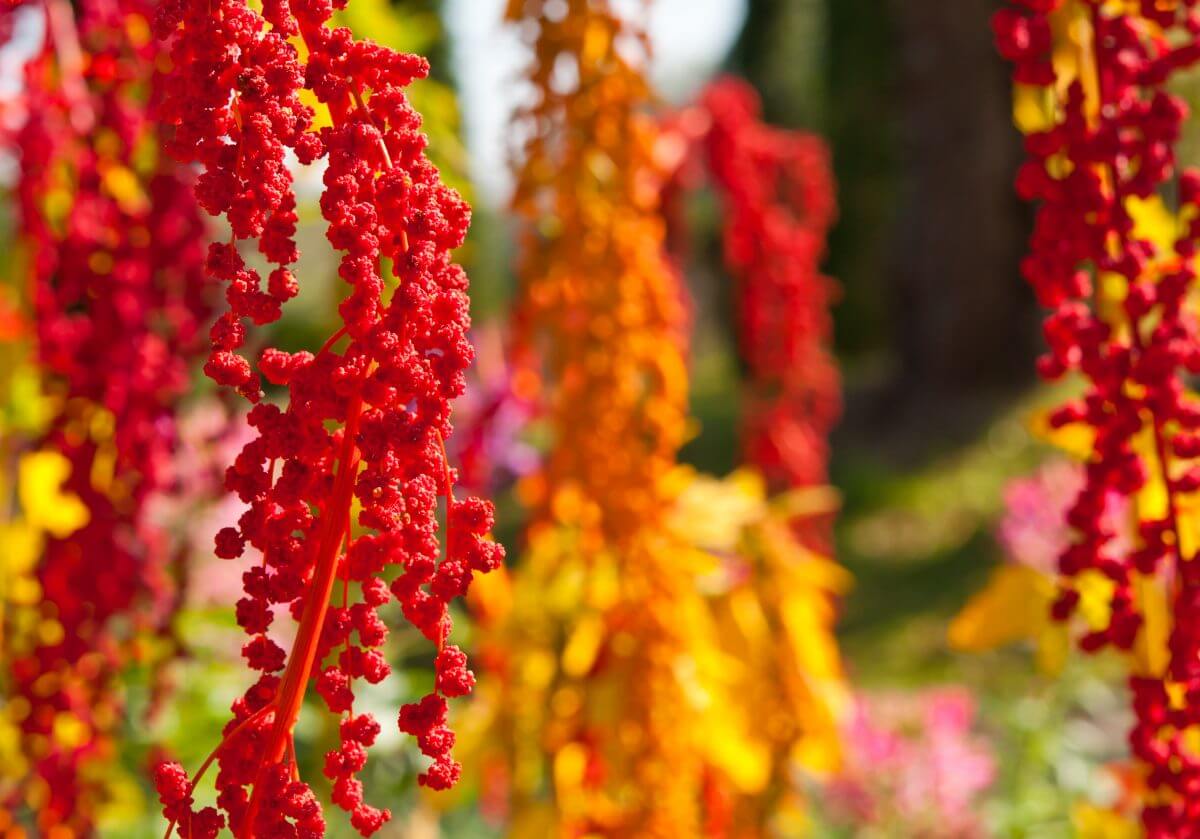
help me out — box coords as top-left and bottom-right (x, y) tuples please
(2, 0), (211, 832)
(993, 0), (1060, 85)
(699, 77), (839, 490)
(995, 0), (1200, 832)
(151, 0), (500, 833)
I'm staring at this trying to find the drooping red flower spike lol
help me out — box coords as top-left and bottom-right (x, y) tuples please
(150, 0), (501, 833)
(699, 76), (840, 493)
(0, 0), (211, 832)
(995, 0), (1200, 832)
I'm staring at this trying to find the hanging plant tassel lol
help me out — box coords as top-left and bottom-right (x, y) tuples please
(996, 0), (1200, 832)
(151, 0), (502, 833)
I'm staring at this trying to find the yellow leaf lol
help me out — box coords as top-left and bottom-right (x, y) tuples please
(100, 163), (149, 215)
(1072, 803), (1140, 839)
(1035, 620), (1070, 677)
(1050, 3), (1092, 111)
(42, 186), (73, 232)
(1133, 424), (1168, 521)
(552, 742), (588, 795)
(699, 709), (772, 794)
(1132, 571), (1170, 678)
(948, 564), (1052, 651)
(669, 467), (764, 552)
(789, 550), (853, 597)
(584, 552), (620, 611)
(0, 522), (40, 576)
(1127, 194), (1178, 252)
(519, 649), (557, 692)
(18, 451), (88, 538)
(1076, 569), (1115, 631)
(51, 711), (89, 750)
(1096, 271), (1128, 329)
(793, 725), (842, 776)
(37, 619), (64, 646)
(1178, 493), (1200, 561)
(1013, 84), (1056, 134)
(1028, 409), (1095, 460)
(774, 484), (841, 520)
(561, 613), (604, 678)
(727, 586), (770, 649)
(7, 576), (42, 607)
(780, 589), (844, 680)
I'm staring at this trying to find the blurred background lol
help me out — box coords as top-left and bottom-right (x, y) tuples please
(0, 0), (1145, 836)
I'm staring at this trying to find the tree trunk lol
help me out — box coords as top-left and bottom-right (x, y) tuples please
(886, 0), (1034, 394)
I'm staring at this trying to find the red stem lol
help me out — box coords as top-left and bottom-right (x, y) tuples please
(241, 390), (364, 837)
(162, 702), (275, 839)
(435, 429), (455, 653)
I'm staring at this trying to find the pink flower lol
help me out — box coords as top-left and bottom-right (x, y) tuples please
(827, 688), (997, 837)
(998, 459), (1131, 575)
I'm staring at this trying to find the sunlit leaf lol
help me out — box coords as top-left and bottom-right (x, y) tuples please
(948, 564), (1052, 651)
(18, 450), (89, 538)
